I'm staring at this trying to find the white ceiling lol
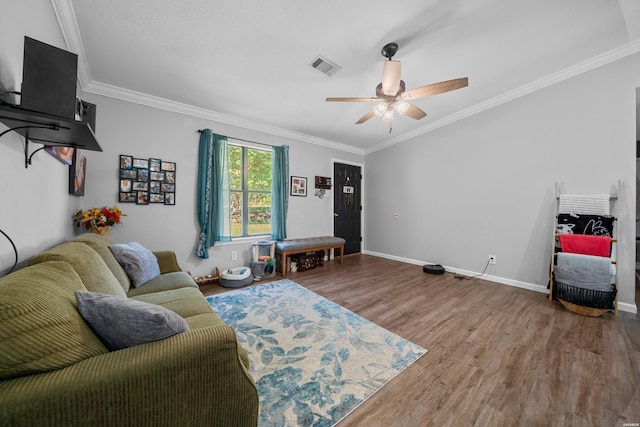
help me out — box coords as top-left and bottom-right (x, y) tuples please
(56, 0), (639, 153)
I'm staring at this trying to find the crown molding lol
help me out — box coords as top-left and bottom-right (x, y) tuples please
(365, 38), (640, 155)
(84, 81), (365, 155)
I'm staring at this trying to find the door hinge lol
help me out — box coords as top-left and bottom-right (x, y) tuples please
(360, 236), (363, 242)
(359, 205), (362, 211)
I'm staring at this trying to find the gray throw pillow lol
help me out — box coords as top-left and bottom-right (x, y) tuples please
(108, 242), (161, 287)
(75, 291), (189, 351)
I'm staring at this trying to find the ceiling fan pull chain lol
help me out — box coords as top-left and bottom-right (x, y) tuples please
(389, 121), (393, 134)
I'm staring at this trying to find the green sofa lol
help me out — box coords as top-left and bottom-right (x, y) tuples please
(0, 233), (258, 426)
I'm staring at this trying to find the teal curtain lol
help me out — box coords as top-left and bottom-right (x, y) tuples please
(271, 145), (289, 240)
(196, 129), (231, 258)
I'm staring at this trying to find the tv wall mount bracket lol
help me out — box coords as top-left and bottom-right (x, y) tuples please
(0, 122), (71, 169)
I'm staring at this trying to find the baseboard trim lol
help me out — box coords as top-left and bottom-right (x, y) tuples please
(362, 250), (637, 314)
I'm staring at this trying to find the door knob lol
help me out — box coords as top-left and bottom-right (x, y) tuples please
(333, 213), (339, 217)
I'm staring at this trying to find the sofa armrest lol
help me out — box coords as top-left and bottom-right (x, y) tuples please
(154, 250), (182, 274)
(0, 324), (258, 427)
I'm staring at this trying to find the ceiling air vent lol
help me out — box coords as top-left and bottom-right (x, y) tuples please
(309, 55), (341, 76)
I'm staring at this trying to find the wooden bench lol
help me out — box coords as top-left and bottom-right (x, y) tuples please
(275, 236), (345, 277)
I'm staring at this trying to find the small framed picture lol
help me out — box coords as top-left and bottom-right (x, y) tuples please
(290, 176), (307, 197)
(150, 171), (164, 181)
(120, 169), (137, 179)
(132, 181), (148, 191)
(69, 150), (86, 196)
(120, 179), (132, 192)
(137, 169), (149, 182)
(150, 193), (164, 203)
(150, 181), (161, 193)
(46, 146), (74, 165)
(149, 158), (161, 171)
(120, 155), (133, 169)
(133, 158), (148, 169)
(161, 161), (176, 171)
(136, 191), (149, 205)
(165, 193), (175, 205)
(120, 192), (136, 202)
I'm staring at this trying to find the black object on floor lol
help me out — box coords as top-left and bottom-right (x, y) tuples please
(423, 264), (445, 274)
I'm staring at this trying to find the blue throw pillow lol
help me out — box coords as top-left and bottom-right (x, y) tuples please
(108, 242), (161, 287)
(75, 291), (189, 351)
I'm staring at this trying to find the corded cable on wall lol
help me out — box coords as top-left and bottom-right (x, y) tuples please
(454, 259), (491, 280)
(0, 228), (18, 276)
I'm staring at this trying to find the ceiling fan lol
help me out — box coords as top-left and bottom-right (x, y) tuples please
(326, 42), (468, 132)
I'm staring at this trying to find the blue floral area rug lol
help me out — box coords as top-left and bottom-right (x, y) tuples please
(207, 279), (427, 427)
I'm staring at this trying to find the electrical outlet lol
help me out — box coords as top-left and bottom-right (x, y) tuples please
(489, 255), (497, 265)
(231, 251), (238, 261)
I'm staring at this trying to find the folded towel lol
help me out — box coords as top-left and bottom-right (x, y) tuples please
(558, 194), (610, 216)
(556, 252), (611, 274)
(554, 266), (613, 292)
(556, 213), (615, 237)
(558, 234), (611, 257)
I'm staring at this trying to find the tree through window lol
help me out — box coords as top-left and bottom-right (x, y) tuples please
(228, 142), (272, 237)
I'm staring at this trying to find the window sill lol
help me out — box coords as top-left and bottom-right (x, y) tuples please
(216, 235), (272, 247)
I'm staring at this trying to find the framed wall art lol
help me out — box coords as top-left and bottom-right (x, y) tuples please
(69, 149), (86, 196)
(290, 176), (307, 197)
(119, 154), (176, 205)
(45, 146), (74, 165)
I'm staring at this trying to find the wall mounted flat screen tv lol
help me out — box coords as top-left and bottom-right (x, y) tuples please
(20, 36), (78, 119)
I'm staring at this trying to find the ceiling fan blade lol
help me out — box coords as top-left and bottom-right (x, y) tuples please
(401, 77), (469, 100)
(355, 110), (376, 124)
(326, 97), (378, 102)
(381, 60), (401, 96)
(400, 104), (427, 120)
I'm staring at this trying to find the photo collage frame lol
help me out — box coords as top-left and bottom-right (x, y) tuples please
(119, 155), (176, 205)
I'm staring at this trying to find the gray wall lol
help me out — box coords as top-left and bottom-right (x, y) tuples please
(364, 59), (637, 311)
(0, 1), (80, 273)
(77, 93), (363, 275)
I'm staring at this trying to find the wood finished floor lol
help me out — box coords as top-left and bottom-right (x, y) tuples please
(201, 254), (640, 427)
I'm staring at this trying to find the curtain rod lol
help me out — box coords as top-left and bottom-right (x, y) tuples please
(197, 129), (274, 149)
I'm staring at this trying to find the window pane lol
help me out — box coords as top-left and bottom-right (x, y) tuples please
(228, 146), (242, 190)
(230, 191), (242, 237)
(247, 149), (272, 191)
(248, 192), (271, 235)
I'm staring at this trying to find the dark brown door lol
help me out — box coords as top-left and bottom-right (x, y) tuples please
(334, 162), (361, 254)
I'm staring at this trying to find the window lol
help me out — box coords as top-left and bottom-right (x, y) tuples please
(228, 142), (272, 237)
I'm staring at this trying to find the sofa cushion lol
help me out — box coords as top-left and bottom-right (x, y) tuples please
(0, 262), (108, 380)
(154, 250), (183, 274)
(132, 286), (216, 320)
(28, 241), (126, 297)
(109, 242), (161, 288)
(75, 291), (190, 351)
(70, 233), (131, 293)
(126, 271), (198, 297)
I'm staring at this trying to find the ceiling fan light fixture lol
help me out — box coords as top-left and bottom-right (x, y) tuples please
(381, 109), (394, 123)
(373, 102), (387, 116)
(393, 99), (410, 114)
